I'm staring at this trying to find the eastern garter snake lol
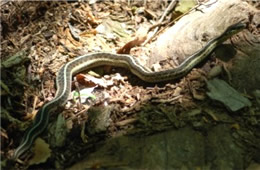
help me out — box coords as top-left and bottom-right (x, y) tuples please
(13, 22), (245, 160)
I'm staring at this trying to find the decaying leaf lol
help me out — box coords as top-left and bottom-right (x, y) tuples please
(28, 138), (51, 166)
(175, 0), (197, 14)
(1, 51), (28, 68)
(206, 78), (252, 111)
(50, 114), (67, 148)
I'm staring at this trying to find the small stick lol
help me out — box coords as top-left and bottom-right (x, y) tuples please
(143, 0), (178, 45)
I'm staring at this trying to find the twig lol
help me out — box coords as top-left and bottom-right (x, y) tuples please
(143, 0), (178, 45)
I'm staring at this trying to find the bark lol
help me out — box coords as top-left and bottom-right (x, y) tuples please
(150, 0), (260, 93)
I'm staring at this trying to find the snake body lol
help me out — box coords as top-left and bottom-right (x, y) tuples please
(13, 22), (245, 159)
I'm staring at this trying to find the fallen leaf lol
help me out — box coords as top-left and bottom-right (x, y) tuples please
(117, 27), (148, 54)
(175, 0), (197, 14)
(28, 138), (51, 165)
(206, 78), (252, 111)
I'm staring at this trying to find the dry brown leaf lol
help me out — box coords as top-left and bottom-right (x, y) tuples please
(80, 29), (97, 37)
(75, 74), (97, 87)
(117, 27), (148, 54)
(65, 28), (82, 47)
(75, 74), (108, 88)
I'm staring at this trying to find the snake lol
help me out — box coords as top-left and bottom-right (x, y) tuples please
(13, 22), (245, 160)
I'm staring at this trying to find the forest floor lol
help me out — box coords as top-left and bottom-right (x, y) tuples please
(1, 1), (259, 169)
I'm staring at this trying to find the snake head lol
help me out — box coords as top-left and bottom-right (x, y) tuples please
(225, 22), (247, 36)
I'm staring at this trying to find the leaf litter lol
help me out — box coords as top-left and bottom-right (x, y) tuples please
(1, 1), (258, 169)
